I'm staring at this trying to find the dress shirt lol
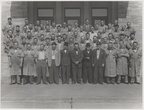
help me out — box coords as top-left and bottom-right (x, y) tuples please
(38, 51), (45, 60)
(97, 49), (100, 59)
(52, 50), (56, 59)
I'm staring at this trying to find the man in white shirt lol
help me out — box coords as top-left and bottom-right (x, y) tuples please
(35, 44), (48, 85)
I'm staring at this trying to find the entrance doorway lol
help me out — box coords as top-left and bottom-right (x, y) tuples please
(91, 8), (108, 25)
(37, 8), (54, 24)
(64, 8), (81, 27)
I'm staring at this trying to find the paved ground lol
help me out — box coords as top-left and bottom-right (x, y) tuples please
(1, 83), (142, 109)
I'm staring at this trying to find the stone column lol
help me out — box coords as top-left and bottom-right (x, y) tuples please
(111, 2), (118, 23)
(56, 2), (62, 24)
(84, 2), (90, 24)
(27, 2), (34, 24)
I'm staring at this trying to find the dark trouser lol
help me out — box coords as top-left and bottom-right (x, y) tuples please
(10, 75), (20, 84)
(83, 66), (92, 83)
(61, 65), (70, 84)
(93, 66), (104, 84)
(72, 66), (82, 83)
(49, 60), (59, 84)
(21, 58), (24, 75)
(36, 60), (47, 84)
(23, 75), (34, 84)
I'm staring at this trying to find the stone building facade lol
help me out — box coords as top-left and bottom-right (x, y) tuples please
(1, 1), (142, 83)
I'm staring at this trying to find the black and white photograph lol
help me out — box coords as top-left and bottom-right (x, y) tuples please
(1, 0), (143, 109)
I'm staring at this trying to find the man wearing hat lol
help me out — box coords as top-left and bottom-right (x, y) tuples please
(83, 43), (93, 84)
(70, 43), (83, 84)
(47, 42), (61, 84)
(92, 41), (106, 84)
(61, 42), (71, 84)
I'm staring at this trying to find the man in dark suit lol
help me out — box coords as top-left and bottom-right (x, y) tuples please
(92, 41), (106, 84)
(70, 43), (83, 84)
(83, 43), (93, 84)
(61, 42), (71, 84)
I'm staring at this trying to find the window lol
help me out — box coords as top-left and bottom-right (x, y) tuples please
(37, 8), (54, 24)
(38, 9), (53, 17)
(92, 9), (107, 17)
(65, 9), (80, 17)
(64, 8), (81, 26)
(92, 8), (108, 25)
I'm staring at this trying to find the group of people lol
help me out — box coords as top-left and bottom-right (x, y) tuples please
(2, 17), (142, 85)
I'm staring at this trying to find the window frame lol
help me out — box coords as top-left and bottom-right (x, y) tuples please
(37, 8), (54, 23)
(91, 7), (109, 25)
(64, 8), (81, 26)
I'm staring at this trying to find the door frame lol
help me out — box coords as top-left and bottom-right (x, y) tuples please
(64, 7), (82, 26)
(91, 7), (109, 25)
(37, 8), (55, 24)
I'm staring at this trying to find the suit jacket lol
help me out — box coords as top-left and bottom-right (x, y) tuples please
(83, 49), (93, 67)
(61, 48), (71, 66)
(92, 48), (106, 67)
(47, 48), (61, 67)
(70, 49), (83, 67)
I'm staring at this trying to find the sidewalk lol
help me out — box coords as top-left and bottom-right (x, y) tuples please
(1, 83), (142, 108)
